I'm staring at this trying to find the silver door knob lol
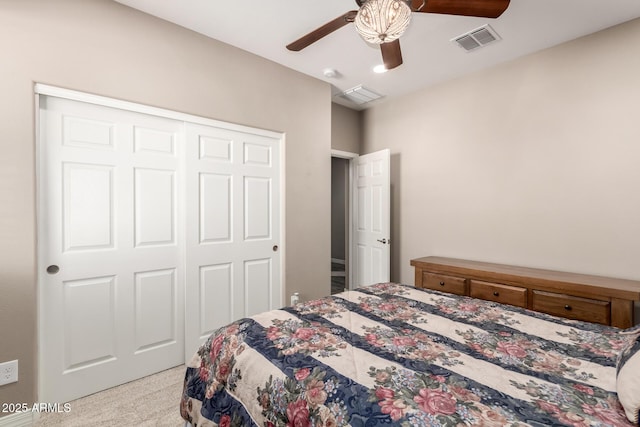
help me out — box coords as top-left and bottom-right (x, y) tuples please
(46, 265), (60, 274)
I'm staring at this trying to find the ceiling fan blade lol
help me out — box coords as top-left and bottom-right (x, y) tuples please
(286, 10), (358, 51)
(410, 0), (510, 18)
(381, 39), (403, 70)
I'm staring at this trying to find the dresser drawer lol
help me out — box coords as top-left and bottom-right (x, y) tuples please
(469, 280), (527, 308)
(531, 290), (610, 325)
(422, 272), (467, 296)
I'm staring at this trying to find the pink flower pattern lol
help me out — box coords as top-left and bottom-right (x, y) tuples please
(257, 367), (349, 427)
(456, 327), (597, 381)
(266, 318), (347, 357)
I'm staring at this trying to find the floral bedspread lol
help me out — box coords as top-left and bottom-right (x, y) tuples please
(180, 283), (634, 426)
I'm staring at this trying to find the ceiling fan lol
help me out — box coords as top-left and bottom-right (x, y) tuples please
(286, 0), (511, 70)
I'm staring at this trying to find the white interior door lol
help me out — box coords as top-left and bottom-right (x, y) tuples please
(184, 123), (282, 354)
(353, 149), (390, 287)
(38, 96), (185, 402)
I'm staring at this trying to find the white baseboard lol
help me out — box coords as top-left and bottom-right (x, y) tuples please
(0, 411), (36, 427)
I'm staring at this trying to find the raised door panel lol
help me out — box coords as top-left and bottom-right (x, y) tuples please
(200, 173), (232, 244)
(199, 135), (233, 163)
(244, 177), (271, 240)
(245, 258), (272, 316)
(63, 116), (115, 150)
(63, 163), (114, 252)
(134, 126), (176, 156)
(134, 168), (175, 247)
(134, 269), (177, 353)
(200, 263), (233, 338)
(244, 142), (271, 166)
(63, 276), (117, 372)
(357, 244), (369, 286)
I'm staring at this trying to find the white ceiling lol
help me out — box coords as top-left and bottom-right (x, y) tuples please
(114, 0), (640, 109)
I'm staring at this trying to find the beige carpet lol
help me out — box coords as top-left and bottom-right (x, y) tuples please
(35, 365), (186, 427)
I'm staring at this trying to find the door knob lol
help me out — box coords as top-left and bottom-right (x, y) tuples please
(46, 265), (60, 274)
(376, 238), (389, 244)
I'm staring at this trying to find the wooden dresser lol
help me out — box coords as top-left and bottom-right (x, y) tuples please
(410, 256), (640, 328)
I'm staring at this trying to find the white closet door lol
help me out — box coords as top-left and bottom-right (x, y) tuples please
(184, 123), (281, 354)
(39, 96), (185, 402)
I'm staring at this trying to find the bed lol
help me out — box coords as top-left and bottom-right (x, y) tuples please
(180, 282), (640, 426)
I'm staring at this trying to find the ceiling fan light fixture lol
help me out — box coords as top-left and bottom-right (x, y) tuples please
(354, 0), (412, 44)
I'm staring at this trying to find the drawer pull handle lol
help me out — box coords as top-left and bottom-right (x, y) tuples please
(564, 304), (572, 311)
(493, 291), (499, 297)
(439, 281), (445, 286)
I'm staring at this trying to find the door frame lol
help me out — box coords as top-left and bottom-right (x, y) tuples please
(331, 149), (357, 290)
(35, 83), (286, 399)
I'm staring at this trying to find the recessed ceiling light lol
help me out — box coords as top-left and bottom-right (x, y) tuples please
(373, 64), (388, 74)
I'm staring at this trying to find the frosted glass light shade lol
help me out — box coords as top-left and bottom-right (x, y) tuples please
(354, 0), (412, 44)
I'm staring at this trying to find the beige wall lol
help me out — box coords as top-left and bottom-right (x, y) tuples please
(362, 19), (640, 287)
(331, 103), (361, 154)
(0, 0), (331, 408)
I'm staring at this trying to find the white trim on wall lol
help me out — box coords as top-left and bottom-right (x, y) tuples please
(34, 84), (283, 140)
(331, 149), (358, 160)
(0, 411), (36, 427)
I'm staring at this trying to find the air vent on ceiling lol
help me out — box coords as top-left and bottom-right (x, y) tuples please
(336, 85), (384, 105)
(452, 24), (501, 52)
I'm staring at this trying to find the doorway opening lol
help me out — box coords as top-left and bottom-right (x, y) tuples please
(331, 151), (356, 294)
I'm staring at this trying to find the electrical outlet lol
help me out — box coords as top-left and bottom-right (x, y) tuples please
(0, 360), (18, 386)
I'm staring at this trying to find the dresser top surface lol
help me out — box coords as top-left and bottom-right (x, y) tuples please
(411, 256), (640, 298)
